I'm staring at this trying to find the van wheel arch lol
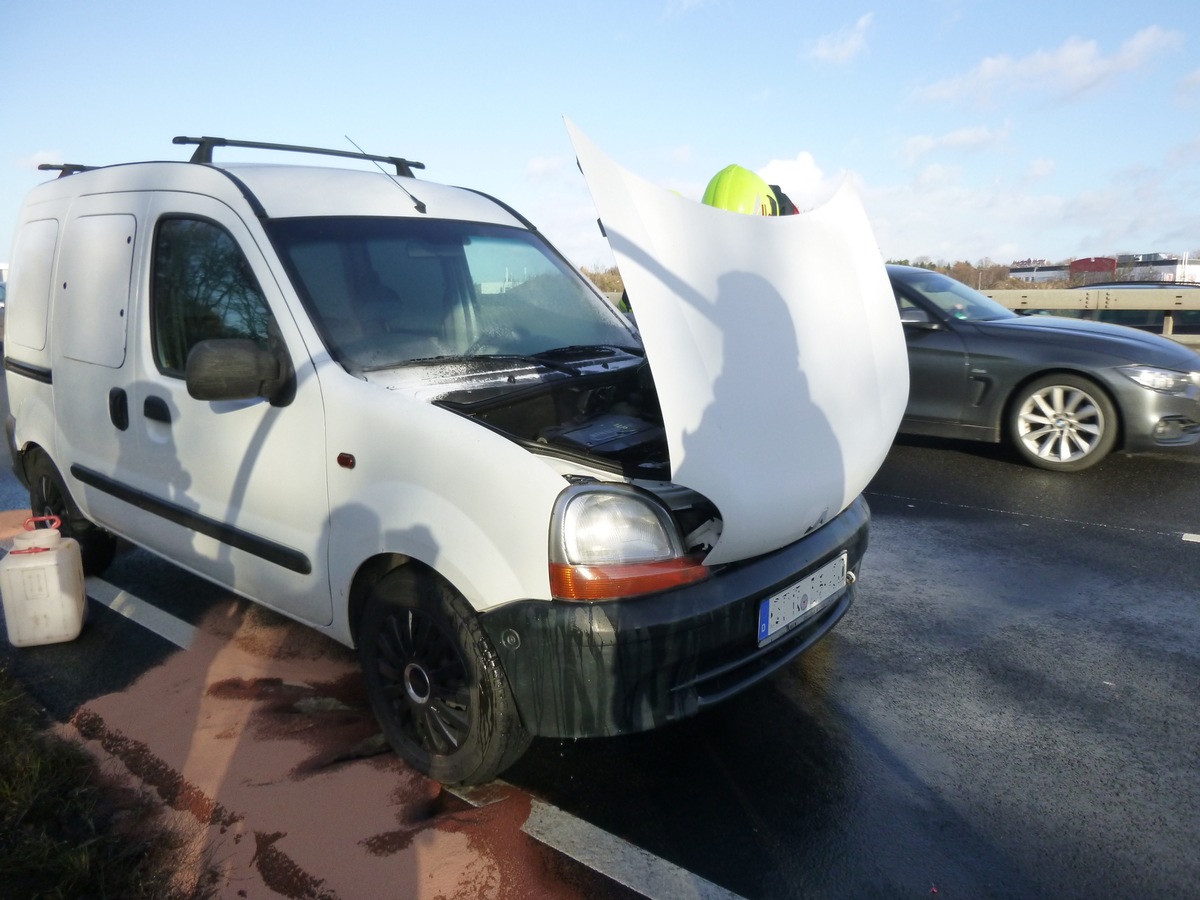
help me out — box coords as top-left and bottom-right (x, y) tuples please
(348, 553), (412, 645)
(23, 447), (118, 575)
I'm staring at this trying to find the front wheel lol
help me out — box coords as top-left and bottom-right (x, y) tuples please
(1008, 374), (1118, 472)
(358, 568), (531, 785)
(26, 450), (117, 574)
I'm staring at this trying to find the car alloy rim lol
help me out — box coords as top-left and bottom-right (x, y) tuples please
(1016, 385), (1105, 463)
(375, 609), (471, 755)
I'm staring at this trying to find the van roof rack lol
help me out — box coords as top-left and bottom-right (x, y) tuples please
(172, 136), (425, 178)
(37, 163), (95, 178)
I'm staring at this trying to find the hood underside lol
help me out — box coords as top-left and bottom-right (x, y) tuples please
(566, 120), (910, 564)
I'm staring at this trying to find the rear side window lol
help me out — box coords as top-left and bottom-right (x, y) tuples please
(151, 217), (272, 376)
(6, 218), (60, 351)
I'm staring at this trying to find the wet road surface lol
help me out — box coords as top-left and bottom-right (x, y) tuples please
(503, 438), (1200, 899)
(3, 436), (1198, 898)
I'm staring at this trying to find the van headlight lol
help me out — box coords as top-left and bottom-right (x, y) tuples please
(549, 484), (710, 601)
(1119, 365), (1194, 395)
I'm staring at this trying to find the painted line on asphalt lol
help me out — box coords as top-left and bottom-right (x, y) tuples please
(84, 579), (745, 900)
(1183, 534), (1200, 543)
(86, 577), (198, 649)
(521, 794), (747, 900)
(452, 784), (747, 900)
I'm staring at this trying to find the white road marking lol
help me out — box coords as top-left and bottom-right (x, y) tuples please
(521, 795), (748, 900)
(86, 577), (197, 649)
(84, 580), (744, 899)
(454, 785), (747, 900)
(1183, 534), (1200, 544)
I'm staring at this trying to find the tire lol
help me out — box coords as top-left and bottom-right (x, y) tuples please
(358, 568), (531, 785)
(26, 451), (118, 575)
(1008, 374), (1118, 472)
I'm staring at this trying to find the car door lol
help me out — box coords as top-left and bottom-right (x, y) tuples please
(893, 283), (971, 431)
(117, 194), (333, 625)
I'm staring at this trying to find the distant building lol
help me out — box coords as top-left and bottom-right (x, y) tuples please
(1070, 257), (1117, 284)
(1010, 261), (1068, 283)
(1010, 253), (1200, 285)
(1115, 253), (1200, 283)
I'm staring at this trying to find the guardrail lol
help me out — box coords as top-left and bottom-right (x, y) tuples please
(984, 288), (1200, 345)
(603, 285), (1200, 345)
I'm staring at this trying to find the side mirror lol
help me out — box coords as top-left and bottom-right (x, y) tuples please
(185, 339), (293, 405)
(899, 308), (940, 329)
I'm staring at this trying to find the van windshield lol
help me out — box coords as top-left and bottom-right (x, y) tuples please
(265, 217), (638, 372)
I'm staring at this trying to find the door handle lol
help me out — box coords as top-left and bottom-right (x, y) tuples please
(143, 396), (172, 424)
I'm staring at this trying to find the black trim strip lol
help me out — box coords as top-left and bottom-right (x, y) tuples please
(5, 358), (53, 384)
(71, 464), (312, 575)
(210, 168), (269, 219)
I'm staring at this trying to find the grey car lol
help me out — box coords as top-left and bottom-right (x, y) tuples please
(889, 264), (1200, 472)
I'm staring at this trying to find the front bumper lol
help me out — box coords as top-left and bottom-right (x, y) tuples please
(478, 495), (870, 739)
(1116, 382), (1200, 453)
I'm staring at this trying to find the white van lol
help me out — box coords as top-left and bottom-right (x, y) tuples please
(3, 134), (903, 784)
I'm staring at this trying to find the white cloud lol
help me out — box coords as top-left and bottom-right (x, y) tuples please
(862, 149), (1200, 266)
(900, 123), (1009, 165)
(757, 152), (844, 210)
(806, 13), (874, 65)
(913, 163), (960, 192)
(1166, 134), (1200, 168)
(1177, 67), (1200, 104)
(917, 26), (1183, 104)
(1027, 158), (1055, 179)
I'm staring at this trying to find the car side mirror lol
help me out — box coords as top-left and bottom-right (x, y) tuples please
(899, 308), (940, 329)
(185, 339), (294, 406)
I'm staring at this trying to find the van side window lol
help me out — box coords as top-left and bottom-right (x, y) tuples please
(151, 217), (273, 376)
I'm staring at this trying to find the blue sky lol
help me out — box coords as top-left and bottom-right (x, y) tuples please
(3, 1), (1198, 271)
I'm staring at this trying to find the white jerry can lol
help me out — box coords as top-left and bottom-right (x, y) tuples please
(0, 516), (87, 647)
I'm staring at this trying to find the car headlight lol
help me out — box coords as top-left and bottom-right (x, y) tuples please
(1119, 365), (1194, 395)
(549, 484), (709, 601)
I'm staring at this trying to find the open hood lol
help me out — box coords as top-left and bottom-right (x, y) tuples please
(566, 120), (909, 564)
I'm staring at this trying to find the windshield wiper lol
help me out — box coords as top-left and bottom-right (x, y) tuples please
(532, 344), (645, 360)
(361, 353), (581, 375)
(359, 344), (644, 375)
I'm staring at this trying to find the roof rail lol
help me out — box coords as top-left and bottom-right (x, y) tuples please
(37, 163), (94, 178)
(172, 136), (425, 178)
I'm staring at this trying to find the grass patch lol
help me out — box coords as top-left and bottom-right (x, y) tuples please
(0, 663), (214, 899)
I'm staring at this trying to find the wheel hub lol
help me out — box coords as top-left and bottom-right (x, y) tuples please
(403, 662), (432, 705)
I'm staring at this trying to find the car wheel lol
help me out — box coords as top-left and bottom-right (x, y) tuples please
(26, 450), (117, 575)
(358, 568), (531, 785)
(1009, 374), (1118, 472)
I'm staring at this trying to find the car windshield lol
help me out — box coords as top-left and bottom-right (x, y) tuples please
(266, 217), (638, 371)
(894, 269), (1016, 322)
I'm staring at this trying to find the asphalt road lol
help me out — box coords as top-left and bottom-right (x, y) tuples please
(2, 427), (1198, 899)
(500, 439), (1200, 899)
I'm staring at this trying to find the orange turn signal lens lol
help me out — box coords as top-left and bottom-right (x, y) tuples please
(550, 556), (710, 601)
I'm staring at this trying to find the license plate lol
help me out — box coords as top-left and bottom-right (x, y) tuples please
(757, 553), (848, 646)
